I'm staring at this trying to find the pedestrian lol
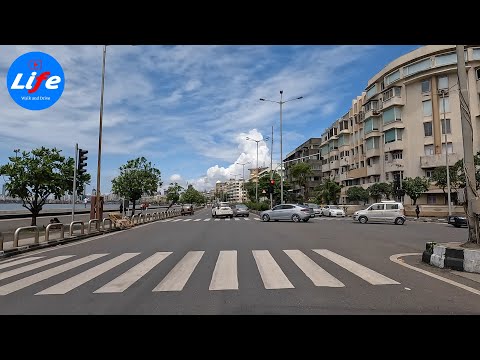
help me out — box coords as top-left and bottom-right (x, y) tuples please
(84, 198), (88, 208)
(120, 202), (123, 214)
(415, 204), (420, 219)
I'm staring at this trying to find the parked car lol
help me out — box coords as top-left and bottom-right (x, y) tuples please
(212, 202), (234, 218)
(320, 205), (346, 217)
(181, 204), (194, 216)
(231, 204), (250, 217)
(260, 204), (312, 223)
(353, 200), (405, 225)
(448, 215), (468, 228)
(306, 203), (321, 217)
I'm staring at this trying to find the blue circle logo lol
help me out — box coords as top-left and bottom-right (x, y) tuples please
(6, 51), (65, 111)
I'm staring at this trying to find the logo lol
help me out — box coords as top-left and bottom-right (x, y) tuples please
(6, 51), (65, 110)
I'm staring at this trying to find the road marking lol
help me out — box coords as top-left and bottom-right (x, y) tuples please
(161, 219), (173, 222)
(253, 218), (260, 221)
(209, 251), (238, 290)
(193, 219), (202, 222)
(153, 251), (204, 292)
(172, 219), (182, 222)
(252, 250), (294, 289)
(244, 218), (250, 221)
(0, 254), (108, 296)
(214, 219), (220, 221)
(0, 256), (74, 281)
(94, 252), (172, 293)
(225, 218), (230, 221)
(0, 256), (45, 270)
(204, 219), (211, 222)
(36, 253), (140, 295)
(183, 219), (192, 222)
(390, 253), (480, 297)
(284, 250), (344, 287)
(234, 218), (240, 221)
(313, 249), (400, 285)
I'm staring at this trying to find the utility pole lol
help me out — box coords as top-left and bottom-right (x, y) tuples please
(456, 45), (479, 244)
(440, 90), (452, 216)
(270, 125), (273, 208)
(72, 143), (78, 222)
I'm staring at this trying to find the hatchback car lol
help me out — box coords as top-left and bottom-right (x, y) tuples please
(212, 202), (234, 218)
(231, 204), (250, 217)
(448, 215), (467, 228)
(306, 203), (321, 217)
(320, 205), (346, 217)
(353, 201), (405, 225)
(181, 204), (194, 216)
(260, 204), (312, 222)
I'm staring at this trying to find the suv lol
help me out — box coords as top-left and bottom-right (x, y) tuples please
(353, 200), (405, 225)
(212, 202), (234, 218)
(181, 204), (194, 216)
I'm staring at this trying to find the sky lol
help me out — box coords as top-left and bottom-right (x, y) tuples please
(0, 45), (421, 194)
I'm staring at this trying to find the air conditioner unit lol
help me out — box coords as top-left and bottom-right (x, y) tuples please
(373, 110), (380, 115)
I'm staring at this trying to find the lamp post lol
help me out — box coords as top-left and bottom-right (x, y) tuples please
(439, 89), (452, 216)
(236, 161), (251, 203)
(246, 136), (269, 202)
(260, 91), (304, 204)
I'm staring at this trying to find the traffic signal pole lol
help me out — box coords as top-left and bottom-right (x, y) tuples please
(71, 143), (78, 222)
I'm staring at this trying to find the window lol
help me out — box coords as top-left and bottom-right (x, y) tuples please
(382, 87), (401, 101)
(364, 117), (379, 134)
(474, 48), (480, 60)
(385, 154), (389, 161)
(367, 158), (371, 166)
(365, 136), (380, 150)
(435, 52), (457, 67)
(421, 80), (431, 93)
(366, 85), (376, 99)
(364, 100), (378, 112)
(392, 151), (403, 160)
(424, 144), (434, 155)
(476, 68), (480, 80)
(441, 119), (451, 134)
(384, 129), (396, 143)
(424, 122), (433, 136)
(425, 169), (434, 178)
(404, 58), (431, 76)
(385, 173), (389, 180)
(442, 142), (453, 154)
(439, 97), (450, 113)
(427, 194), (437, 205)
(386, 203), (399, 210)
(382, 106), (402, 125)
(438, 76), (448, 90)
(385, 70), (400, 86)
(421, 100), (432, 117)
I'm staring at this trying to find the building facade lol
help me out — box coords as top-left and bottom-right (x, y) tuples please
(294, 45), (480, 205)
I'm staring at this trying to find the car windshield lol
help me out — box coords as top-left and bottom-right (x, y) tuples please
(329, 206), (340, 209)
(307, 204), (319, 208)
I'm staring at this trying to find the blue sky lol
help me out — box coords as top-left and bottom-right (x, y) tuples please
(0, 45), (421, 194)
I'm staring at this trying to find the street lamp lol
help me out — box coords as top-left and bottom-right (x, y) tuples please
(260, 90), (304, 204)
(439, 88), (452, 216)
(236, 161), (251, 203)
(246, 136), (269, 202)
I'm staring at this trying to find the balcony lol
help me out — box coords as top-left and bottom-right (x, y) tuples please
(382, 120), (405, 132)
(382, 96), (404, 109)
(330, 160), (340, 170)
(322, 163), (330, 172)
(347, 167), (367, 179)
(367, 163), (381, 176)
(384, 159), (405, 172)
(420, 153), (462, 169)
(340, 157), (351, 167)
(365, 148), (381, 158)
(364, 130), (381, 139)
(364, 108), (381, 119)
(383, 141), (404, 152)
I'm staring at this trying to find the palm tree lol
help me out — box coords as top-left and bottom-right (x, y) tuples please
(315, 179), (341, 205)
(290, 162), (314, 201)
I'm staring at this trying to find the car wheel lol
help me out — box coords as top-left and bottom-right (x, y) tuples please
(230, 215), (233, 218)
(394, 217), (405, 225)
(302, 218), (309, 222)
(358, 216), (368, 224)
(292, 214), (300, 222)
(262, 214), (270, 222)
(246, 214), (249, 217)
(328, 212), (332, 217)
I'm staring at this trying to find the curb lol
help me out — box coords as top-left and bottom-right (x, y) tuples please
(422, 242), (480, 274)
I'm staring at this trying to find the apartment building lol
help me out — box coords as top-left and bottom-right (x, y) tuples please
(284, 138), (322, 199)
(215, 180), (247, 203)
(315, 45), (480, 205)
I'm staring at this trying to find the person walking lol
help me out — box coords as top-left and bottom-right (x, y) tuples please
(415, 204), (420, 219)
(120, 202), (123, 214)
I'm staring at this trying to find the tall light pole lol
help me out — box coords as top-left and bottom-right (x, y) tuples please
(260, 91), (304, 204)
(246, 136), (269, 202)
(270, 125), (274, 208)
(236, 161), (251, 203)
(439, 89), (452, 216)
(95, 45), (107, 222)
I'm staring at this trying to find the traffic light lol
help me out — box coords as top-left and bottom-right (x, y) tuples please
(268, 179), (275, 194)
(77, 148), (88, 175)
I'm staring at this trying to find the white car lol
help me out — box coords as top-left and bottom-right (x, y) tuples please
(211, 202), (234, 218)
(320, 205), (346, 217)
(353, 201), (405, 225)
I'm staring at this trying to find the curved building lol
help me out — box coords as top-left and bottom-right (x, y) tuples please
(318, 45), (480, 205)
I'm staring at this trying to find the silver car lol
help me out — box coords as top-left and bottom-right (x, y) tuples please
(231, 204), (250, 217)
(260, 204), (312, 223)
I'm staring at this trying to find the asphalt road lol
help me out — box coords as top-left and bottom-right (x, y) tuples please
(0, 208), (479, 314)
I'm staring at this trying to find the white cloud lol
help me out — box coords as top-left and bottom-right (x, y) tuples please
(170, 174), (182, 183)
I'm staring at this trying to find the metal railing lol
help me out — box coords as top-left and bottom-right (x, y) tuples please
(88, 219), (100, 234)
(69, 221), (85, 236)
(0, 232), (4, 251)
(45, 223), (65, 242)
(102, 218), (113, 230)
(13, 226), (39, 248)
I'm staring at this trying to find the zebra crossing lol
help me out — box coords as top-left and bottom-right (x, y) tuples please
(0, 249), (400, 296)
(161, 217), (260, 223)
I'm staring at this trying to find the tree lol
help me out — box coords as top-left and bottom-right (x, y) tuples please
(378, 182), (394, 200)
(180, 185), (205, 205)
(244, 172), (291, 204)
(315, 179), (341, 205)
(0, 147), (91, 226)
(402, 177), (430, 205)
(289, 162), (314, 201)
(166, 182), (184, 207)
(455, 151), (480, 191)
(367, 183), (383, 203)
(431, 165), (461, 203)
(346, 186), (369, 205)
(111, 157), (162, 215)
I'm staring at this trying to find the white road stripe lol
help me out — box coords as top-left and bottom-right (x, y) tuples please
(183, 219), (192, 222)
(153, 251), (204, 292)
(252, 250), (294, 289)
(209, 251), (238, 290)
(225, 218), (230, 221)
(204, 219), (211, 221)
(0, 256), (74, 281)
(244, 218), (250, 221)
(193, 219), (202, 222)
(161, 219), (173, 222)
(214, 219), (220, 221)
(94, 252), (172, 293)
(284, 250), (344, 287)
(36, 253), (140, 295)
(0, 256), (45, 270)
(172, 219), (182, 222)
(253, 218), (260, 221)
(313, 249), (400, 285)
(0, 254), (108, 296)
(234, 218), (240, 221)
